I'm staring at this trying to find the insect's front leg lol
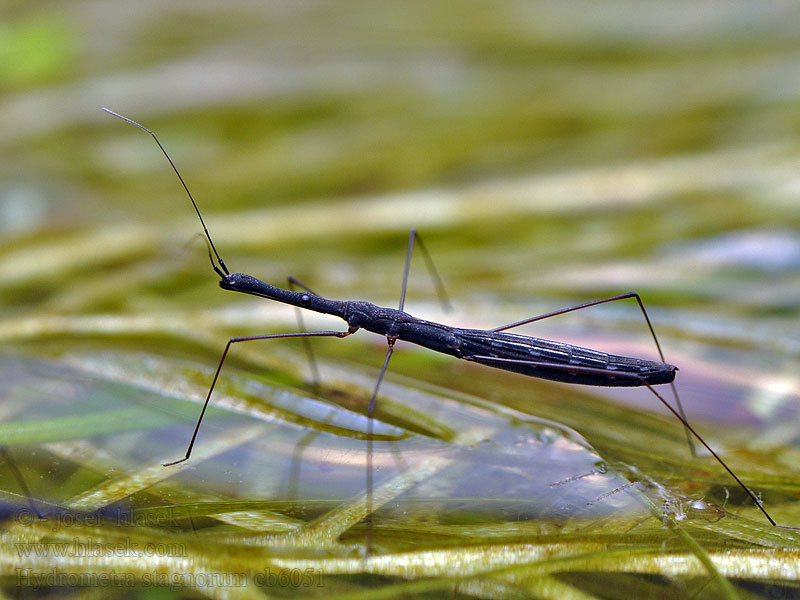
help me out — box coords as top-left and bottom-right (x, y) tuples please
(164, 329), (352, 466)
(287, 276), (323, 386)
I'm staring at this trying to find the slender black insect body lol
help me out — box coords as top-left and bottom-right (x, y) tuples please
(103, 108), (795, 531)
(224, 271), (676, 386)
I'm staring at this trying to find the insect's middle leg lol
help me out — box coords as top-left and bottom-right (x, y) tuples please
(398, 229), (452, 312)
(365, 338), (396, 553)
(491, 292), (694, 455)
(363, 227), (445, 552)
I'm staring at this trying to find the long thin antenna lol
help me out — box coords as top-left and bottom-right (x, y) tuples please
(102, 108), (229, 277)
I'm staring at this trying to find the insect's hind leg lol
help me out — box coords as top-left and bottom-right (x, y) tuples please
(163, 329), (352, 467)
(642, 383), (790, 528)
(466, 355), (793, 529)
(491, 292), (695, 456)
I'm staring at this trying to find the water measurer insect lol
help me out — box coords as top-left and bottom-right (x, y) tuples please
(103, 108), (794, 530)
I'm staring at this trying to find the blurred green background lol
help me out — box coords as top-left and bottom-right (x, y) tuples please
(2, 1), (800, 598)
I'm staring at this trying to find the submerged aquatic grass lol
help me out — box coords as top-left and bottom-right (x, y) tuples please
(3, 2), (800, 597)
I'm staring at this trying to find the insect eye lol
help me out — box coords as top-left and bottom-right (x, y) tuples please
(301, 294), (311, 304)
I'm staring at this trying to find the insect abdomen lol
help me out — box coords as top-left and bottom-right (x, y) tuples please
(459, 329), (677, 387)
